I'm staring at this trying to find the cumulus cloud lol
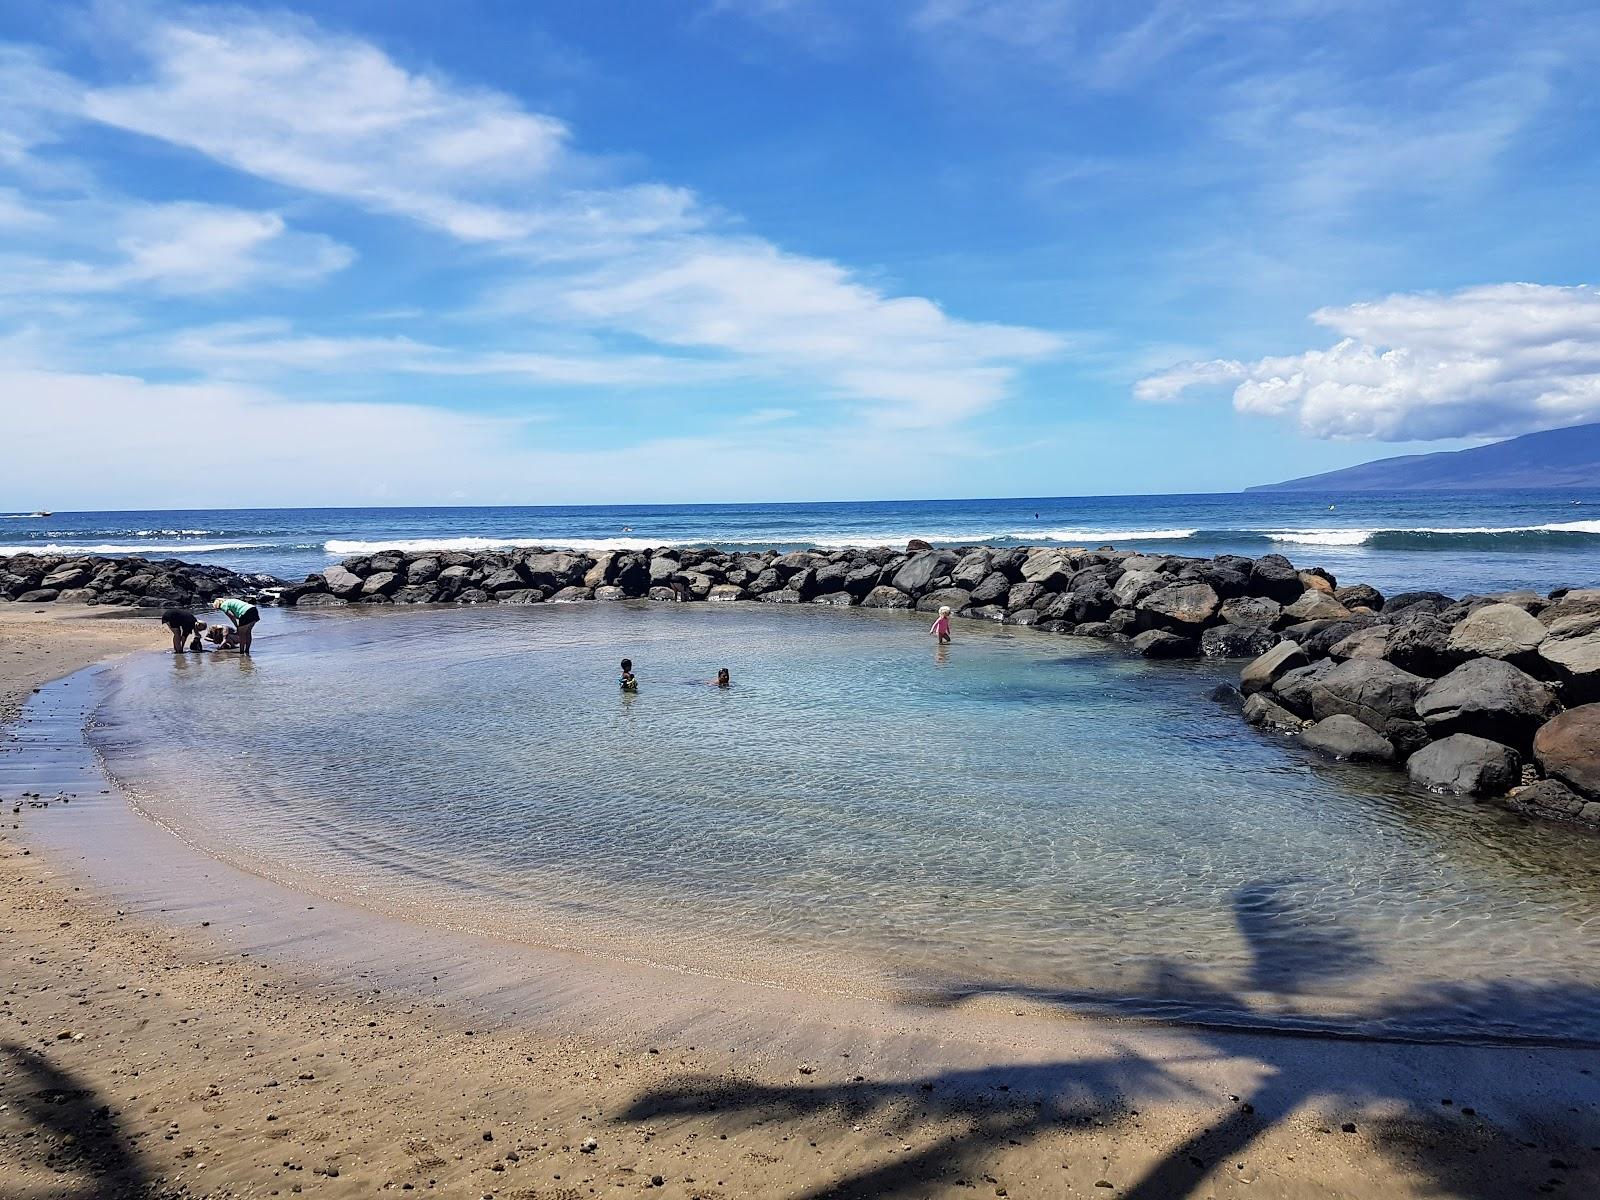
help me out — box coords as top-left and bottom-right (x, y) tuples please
(1135, 283), (1600, 440)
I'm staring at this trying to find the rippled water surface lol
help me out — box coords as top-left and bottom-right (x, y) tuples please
(93, 604), (1600, 1041)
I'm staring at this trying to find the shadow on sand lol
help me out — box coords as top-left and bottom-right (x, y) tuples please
(617, 880), (1600, 1199)
(1, 1041), (151, 1199)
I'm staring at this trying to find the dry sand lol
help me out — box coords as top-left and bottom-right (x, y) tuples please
(3, 603), (1598, 1199)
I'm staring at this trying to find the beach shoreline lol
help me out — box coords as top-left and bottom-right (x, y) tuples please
(4, 606), (1600, 1197)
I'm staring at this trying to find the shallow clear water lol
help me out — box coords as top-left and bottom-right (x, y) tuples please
(92, 604), (1600, 1042)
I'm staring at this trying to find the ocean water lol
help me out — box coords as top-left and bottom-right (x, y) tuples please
(5, 488), (1600, 596)
(92, 603), (1600, 1043)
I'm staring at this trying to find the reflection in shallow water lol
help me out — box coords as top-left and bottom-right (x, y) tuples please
(92, 603), (1600, 1041)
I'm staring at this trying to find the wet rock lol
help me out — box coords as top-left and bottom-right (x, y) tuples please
(760, 588), (805, 604)
(1415, 658), (1560, 750)
(1244, 693), (1304, 732)
(1072, 621), (1114, 638)
(967, 603), (1008, 622)
(593, 585), (627, 601)
(547, 585), (592, 602)
(1533, 704), (1600, 798)
(1407, 734), (1521, 796)
(1210, 682), (1245, 709)
(1301, 715), (1395, 763)
(707, 584), (746, 602)
(917, 587), (973, 614)
(1510, 777), (1590, 819)
(811, 590), (856, 607)
(1131, 629), (1196, 658)
(296, 593), (348, 608)
(1240, 640), (1308, 695)
(1272, 659), (1337, 717)
(861, 585), (912, 609)
(1200, 624), (1279, 659)
(496, 588), (544, 604)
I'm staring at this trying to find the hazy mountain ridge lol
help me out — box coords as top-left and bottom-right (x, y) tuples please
(1250, 423), (1600, 491)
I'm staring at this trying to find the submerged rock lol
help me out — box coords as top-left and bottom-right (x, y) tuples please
(1407, 734), (1521, 796)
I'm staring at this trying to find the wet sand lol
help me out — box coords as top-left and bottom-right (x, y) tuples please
(3, 605), (1599, 1199)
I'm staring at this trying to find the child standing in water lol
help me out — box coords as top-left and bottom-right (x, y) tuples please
(930, 604), (953, 644)
(619, 658), (639, 692)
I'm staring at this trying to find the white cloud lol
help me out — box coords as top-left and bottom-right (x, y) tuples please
(80, 15), (698, 246)
(39, 8), (1058, 426)
(1135, 283), (1600, 440)
(0, 202), (352, 296)
(547, 238), (1061, 425)
(0, 366), (1004, 508)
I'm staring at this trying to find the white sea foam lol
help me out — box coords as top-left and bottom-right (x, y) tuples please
(0, 542), (272, 556)
(1265, 521), (1600, 546)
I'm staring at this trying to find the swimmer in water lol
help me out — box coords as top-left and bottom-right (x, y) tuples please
(619, 658), (638, 692)
(713, 667), (731, 688)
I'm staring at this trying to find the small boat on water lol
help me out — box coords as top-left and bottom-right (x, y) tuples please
(28, 510), (52, 517)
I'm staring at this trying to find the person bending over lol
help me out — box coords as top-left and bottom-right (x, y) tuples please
(212, 597), (261, 655)
(160, 608), (203, 653)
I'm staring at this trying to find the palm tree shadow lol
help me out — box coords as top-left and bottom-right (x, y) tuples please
(1, 1040), (150, 1198)
(614, 879), (1600, 1200)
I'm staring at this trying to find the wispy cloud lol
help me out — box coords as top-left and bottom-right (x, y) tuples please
(1136, 283), (1600, 441)
(3, 6), (1059, 429)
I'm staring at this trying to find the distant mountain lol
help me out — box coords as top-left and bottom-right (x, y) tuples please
(1249, 422), (1600, 492)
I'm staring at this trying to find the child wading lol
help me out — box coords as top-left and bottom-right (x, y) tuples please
(930, 604), (953, 644)
(619, 658), (639, 692)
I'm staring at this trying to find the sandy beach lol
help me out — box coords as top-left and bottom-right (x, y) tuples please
(4, 605), (1599, 1200)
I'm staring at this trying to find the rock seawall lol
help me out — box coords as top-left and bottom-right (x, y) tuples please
(8, 541), (1597, 826)
(0, 553), (282, 608)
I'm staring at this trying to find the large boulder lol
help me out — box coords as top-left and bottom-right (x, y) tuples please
(706, 584), (746, 602)
(1007, 581), (1046, 612)
(42, 565), (91, 590)
(1536, 633), (1600, 703)
(1248, 554), (1305, 603)
(1281, 590), (1351, 624)
(1533, 704), (1600, 798)
(1335, 583), (1384, 611)
(479, 567), (527, 593)
(1130, 629), (1195, 658)
(1300, 715), (1395, 763)
(1447, 603), (1547, 665)
(1414, 658), (1560, 750)
(1384, 590), (1455, 615)
(1019, 549), (1073, 591)
(362, 570), (403, 596)
(891, 551), (947, 596)
(1200, 624), (1279, 660)
(1308, 659), (1428, 742)
(406, 557), (441, 585)
(1110, 569), (1162, 609)
(612, 554), (651, 594)
(322, 564), (365, 599)
(950, 550), (992, 589)
(522, 552), (587, 591)
(1330, 625), (1390, 661)
(1406, 734), (1520, 796)
(1240, 640), (1308, 695)
(1384, 616), (1460, 677)
(547, 585), (592, 602)
(916, 587), (973, 614)
(1220, 596), (1281, 628)
(1272, 659), (1338, 718)
(968, 571), (1012, 605)
(860, 585), (912, 609)
(1243, 692), (1304, 732)
(1136, 582), (1220, 631)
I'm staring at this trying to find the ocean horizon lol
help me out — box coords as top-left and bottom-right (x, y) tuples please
(5, 487), (1600, 597)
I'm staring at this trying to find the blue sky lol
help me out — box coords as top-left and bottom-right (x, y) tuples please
(2, 0), (1598, 508)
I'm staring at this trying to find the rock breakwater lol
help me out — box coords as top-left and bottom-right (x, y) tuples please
(0, 553), (282, 608)
(8, 541), (1597, 826)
